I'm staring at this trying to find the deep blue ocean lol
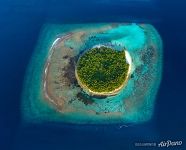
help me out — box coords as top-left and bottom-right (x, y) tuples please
(0, 0), (186, 150)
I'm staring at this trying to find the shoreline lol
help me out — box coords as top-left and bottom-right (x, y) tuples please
(43, 33), (133, 103)
(75, 50), (132, 97)
(43, 35), (133, 103)
(43, 33), (73, 106)
(22, 23), (162, 124)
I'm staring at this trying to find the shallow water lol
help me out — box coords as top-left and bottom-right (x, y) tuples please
(22, 23), (162, 124)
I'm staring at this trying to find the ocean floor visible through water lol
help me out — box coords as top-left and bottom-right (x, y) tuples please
(21, 23), (163, 124)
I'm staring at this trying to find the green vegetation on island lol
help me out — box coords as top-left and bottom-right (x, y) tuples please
(76, 46), (129, 93)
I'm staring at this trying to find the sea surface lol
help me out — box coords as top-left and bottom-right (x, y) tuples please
(0, 0), (186, 150)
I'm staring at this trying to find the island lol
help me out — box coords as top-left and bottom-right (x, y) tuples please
(75, 46), (131, 96)
(22, 23), (163, 124)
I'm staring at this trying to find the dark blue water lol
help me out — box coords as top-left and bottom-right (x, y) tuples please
(0, 0), (185, 150)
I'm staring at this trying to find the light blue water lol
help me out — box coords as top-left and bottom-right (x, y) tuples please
(105, 24), (146, 51)
(21, 23), (163, 124)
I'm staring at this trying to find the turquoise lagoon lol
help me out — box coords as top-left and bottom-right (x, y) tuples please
(22, 23), (163, 124)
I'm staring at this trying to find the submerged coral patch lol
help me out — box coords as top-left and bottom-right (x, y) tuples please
(22, 23), (163, 124)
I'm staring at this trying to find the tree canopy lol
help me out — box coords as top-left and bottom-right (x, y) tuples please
(76, 46), (129, 93)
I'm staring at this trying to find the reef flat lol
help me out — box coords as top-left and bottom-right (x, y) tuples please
(22, 23), (163, 124)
